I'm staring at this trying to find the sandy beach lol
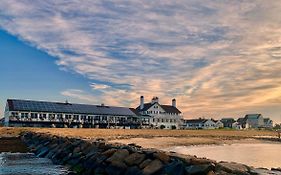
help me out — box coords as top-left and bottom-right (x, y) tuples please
(0, 127), (279, 149)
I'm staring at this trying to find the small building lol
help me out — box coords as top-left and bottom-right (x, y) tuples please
(183, 118), (206, 129)
(136, 96), (182, 129)
(220, 118), (235, 128)
(183, 118), (222, 129)
(237, 117), (249, 129)
(203, 119), (217, 129)
(232, 122), (242, 130)
(244, 114), (264, 128)
(213, 119), (224, 128)
(264, 118), (273, 129)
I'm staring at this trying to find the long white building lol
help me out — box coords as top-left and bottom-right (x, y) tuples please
(4, 99), (142, 128)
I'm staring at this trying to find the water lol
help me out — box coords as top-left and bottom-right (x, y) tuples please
(0, 152), (70, 175)
(166, 143), (281, 169)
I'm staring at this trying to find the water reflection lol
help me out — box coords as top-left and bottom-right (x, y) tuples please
(167, 143), (281, 169)
(0, 153), (70, 175)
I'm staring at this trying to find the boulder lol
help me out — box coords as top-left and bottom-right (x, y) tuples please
(191, 158), (214, 165)
(37, 147), (49, 157)
(216, 162), (250, 175)
(168, 152), (194, 165)
(271, 168), (281, 172)
(106, 161), (128, 175)
(185, 164), (214, 175)
(107, 149), (130, 163)
(139, 159), (152, 169)
(102, 148), (117, 158)
(153, 152), (170, 164)
(142, 159), (163, 175)
(125, 166), (143, 175)
(124, 153), (146, 166)
(164, 161), (185, 175)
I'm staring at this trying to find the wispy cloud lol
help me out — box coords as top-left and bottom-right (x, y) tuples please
(1, 0), (281, 120)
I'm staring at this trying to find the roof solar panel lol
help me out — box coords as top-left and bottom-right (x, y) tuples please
(8, 99), (136, 116)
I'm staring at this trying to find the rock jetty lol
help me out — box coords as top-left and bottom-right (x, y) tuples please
(21, 132), (277, 175)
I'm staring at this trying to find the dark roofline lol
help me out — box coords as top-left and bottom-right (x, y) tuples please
(7, 99), (132, 110)
(183, 119), (207, 123)
(6, 99), (137, 116)
(136, 102), (181, 114)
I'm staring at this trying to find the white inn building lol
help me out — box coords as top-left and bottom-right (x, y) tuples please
(136, 96), (183, 129)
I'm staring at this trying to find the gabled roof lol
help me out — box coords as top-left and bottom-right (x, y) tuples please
(7, 99), (137, 116)
(136, 103), (154, 112)
(220, 118), (235, 124)
(221, 118), (235, 122)
(211, 119), (221, 123)
(245, 114), (262, 120)
(129, 108), (141, 116)
(264, 118), (272, 123)
(160, 105), (181, 114)
(237, 117), (246, 124)
(136, 102), (181, 114)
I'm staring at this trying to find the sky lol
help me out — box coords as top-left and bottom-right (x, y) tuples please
(0, 0), (281, 122)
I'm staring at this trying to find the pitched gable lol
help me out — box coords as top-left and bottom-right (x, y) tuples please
(160, 105), (181, 114)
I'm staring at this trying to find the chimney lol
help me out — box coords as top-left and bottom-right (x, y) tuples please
(140, 96), (144, 110)
(172, 99), (176, 107)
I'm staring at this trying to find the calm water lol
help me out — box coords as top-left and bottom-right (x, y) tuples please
(166, 143), (281, 169)
(0, 153), (70, 175)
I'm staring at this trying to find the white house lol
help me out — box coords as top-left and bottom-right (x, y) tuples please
(264, 118), (273, 128)
(136, 96), (182, 129)
(232, 122), (243, 130)
(182, 118), (206, 129)
(183, 118), (223, 129)
(213, 119), (224, 129)
(244, 114), (264, 128)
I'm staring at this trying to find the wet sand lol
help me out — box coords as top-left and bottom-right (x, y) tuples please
(108, 136), (276, 149)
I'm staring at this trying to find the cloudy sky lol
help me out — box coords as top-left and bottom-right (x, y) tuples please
(0, 0), (281, 122)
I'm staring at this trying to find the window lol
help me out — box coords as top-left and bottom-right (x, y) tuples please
(42, 114), (47, 119)
(94, 116), (100, 120)
(65, 114), (72, 120)
(102, 116), (107, 121)
(57, 114), (63, 120)
(49, 114), (55, 120)
(11, 112), (19, 117)
(31, 113), (38, 119)
(73, 115), (79, 120)
(21, 113), (28, 118)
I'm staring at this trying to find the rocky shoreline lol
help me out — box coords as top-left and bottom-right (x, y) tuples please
(20, 132), (281, 175)
(0, 137), (29, 153)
